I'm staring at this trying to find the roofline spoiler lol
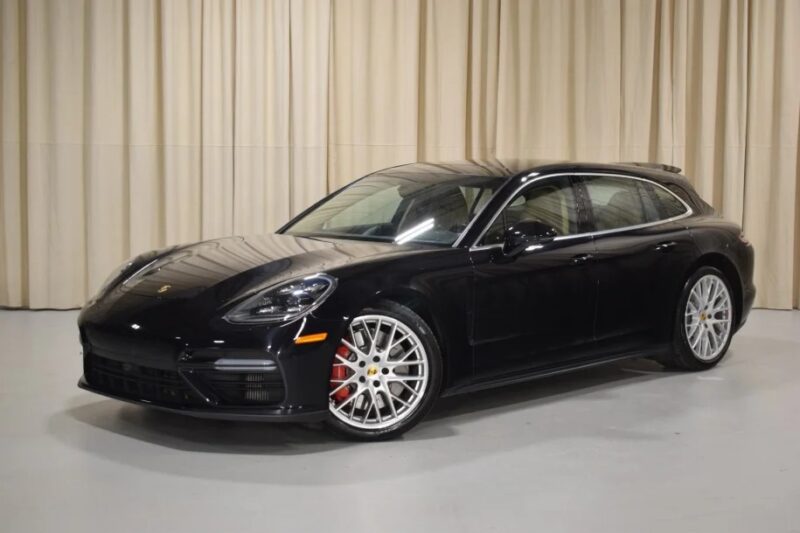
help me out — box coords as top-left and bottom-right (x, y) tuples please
(618, 162), (682, 174)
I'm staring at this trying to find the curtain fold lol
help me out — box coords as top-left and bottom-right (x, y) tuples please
(328, 0), (422, 189)
(743, 0), (800, 309)
(1, 0), (798, 309)
(233, 0), (291, 235)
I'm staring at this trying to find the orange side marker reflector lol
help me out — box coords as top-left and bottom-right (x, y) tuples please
(294, 332), (328, 345)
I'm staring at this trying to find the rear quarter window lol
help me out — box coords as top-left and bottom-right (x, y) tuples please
(650, 184), (690, 219)
(664, 183), (697, 211)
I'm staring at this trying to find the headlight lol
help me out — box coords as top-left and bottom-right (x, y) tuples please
(224, 274), (337, 324)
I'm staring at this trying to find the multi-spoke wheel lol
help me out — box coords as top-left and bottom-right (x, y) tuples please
(665, 266), (736, 370)
(326, 301), (442, 440)
(684, 274), (733, 361)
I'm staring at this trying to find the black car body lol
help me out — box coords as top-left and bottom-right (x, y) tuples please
(78, 160), (755, 438)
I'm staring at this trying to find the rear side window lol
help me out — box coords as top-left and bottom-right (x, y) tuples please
(638, 181), (690, 220)
(653, 184), (691, 218)
(583, 176), (650, 231)
(664, 183), (694, 206)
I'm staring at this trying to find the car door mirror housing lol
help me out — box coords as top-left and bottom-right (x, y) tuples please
(502, 220), (558, 257)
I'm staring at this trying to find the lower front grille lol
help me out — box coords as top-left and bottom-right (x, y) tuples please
(84, 354), (204, 407)
(194, 370), (285, 406)
(85, 353), (286, 408)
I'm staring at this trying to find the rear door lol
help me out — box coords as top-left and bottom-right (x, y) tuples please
(578, 174), (698, 352)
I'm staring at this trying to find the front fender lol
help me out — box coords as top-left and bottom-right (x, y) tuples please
(314, 249), (474, 391)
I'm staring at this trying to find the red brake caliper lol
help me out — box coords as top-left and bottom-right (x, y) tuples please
(330, 345), (352, 402)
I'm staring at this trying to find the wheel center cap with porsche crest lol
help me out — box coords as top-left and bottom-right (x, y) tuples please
(367, 366), (379, 377)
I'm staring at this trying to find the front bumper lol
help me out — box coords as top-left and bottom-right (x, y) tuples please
(78, 303), (347, 421)
(78, 376), (328, 422)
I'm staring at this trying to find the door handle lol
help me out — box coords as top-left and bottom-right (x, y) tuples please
(654, 241), (677, 253)
(571, 253), (594, 265)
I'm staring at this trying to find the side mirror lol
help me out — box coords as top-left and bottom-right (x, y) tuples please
(502, 220), (558, 258)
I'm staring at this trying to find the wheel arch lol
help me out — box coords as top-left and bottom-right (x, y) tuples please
(686, 253), (744, 327)
(366, 287), (453, 386)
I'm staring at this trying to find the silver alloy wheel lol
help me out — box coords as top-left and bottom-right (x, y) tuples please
(329, 314), (429, 430)
(684, 274), (733, 361)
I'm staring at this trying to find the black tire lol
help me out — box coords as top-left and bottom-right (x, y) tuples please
(663, 266), (735, 371)
(325, 300), (443, 441)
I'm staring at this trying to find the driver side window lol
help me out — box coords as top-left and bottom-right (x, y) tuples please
(481, 176), (578, 245)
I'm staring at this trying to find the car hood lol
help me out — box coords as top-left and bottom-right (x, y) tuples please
(115, 233), (412, 304)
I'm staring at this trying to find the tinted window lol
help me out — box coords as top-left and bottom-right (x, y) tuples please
(584, 176), (649, 231)
(285, 172), (502, 246)
(326, 186), (403, 228)
(462, 185), (493, 219)
(665, 183), (693, 205)
(651, 184), (689, 219)
(481, 177), (578, 245)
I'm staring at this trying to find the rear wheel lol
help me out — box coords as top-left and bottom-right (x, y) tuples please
(664, 266), (735, 370)
(326, 301), (442, 441)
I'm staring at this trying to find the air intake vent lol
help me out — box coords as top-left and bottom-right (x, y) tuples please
(195, 370), (285, 406)
(84, 354), (203, 407)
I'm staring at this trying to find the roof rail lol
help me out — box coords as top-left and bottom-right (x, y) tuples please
(618, 162), (682, 174)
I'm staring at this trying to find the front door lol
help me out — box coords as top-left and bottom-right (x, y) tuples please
(470, 176), (598, 381)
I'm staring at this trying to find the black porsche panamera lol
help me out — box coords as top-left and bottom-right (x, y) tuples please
(78, 160), (755, 440)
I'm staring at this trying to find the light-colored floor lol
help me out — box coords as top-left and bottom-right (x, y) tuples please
(0, 309), (798, 533)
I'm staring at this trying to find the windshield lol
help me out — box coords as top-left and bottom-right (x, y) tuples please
(284, 171), (504, 245)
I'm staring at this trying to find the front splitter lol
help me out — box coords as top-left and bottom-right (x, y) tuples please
(78, 376), (329, 423)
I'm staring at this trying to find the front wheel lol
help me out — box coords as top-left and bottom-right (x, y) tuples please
(326, 301), (442, 441)
(664, 266), (735, 370)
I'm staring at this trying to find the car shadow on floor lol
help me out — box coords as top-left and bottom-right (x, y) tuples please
(40, 315), (800, 484)
(52, 342), (797, 485)
(426, 358), (667, 423)
(51, 357), (673, 455)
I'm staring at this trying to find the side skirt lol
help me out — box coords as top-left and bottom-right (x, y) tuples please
(441, 346), (671, 398)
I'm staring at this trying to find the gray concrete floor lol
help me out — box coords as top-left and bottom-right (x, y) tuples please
(0, 309), (798, 532)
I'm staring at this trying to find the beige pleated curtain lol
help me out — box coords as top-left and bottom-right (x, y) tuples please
(1, 0), (798, 310)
